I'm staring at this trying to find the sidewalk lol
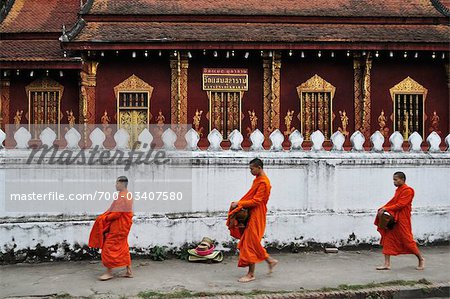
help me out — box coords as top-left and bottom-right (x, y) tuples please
(0, 246), (449, 298)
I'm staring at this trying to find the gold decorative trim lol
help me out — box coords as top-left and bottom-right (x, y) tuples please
(353, 55), (363, 132)
(297, 74), (336, 97)
(389, 76), (428, 100)
(170, 52), (189, 125)
(263, 51), (281, 137)
(114, 74), (154, 97)
(362, 54), (372, 138)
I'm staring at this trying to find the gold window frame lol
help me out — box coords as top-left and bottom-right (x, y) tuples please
(114, 74), (154, 128)
(297, 74), (336, 140)
(25, 77), (64, 138)
(390, 76), (427, 139)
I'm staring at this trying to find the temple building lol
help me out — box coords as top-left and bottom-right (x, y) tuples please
(1, 0), (449, 148)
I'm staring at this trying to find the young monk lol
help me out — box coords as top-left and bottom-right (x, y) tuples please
(229, 158), (278, 283)
(374, 171), (425, 270)
(89, 176), (134, 280)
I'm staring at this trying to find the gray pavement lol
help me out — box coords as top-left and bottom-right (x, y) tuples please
(0, 246), (449, 298)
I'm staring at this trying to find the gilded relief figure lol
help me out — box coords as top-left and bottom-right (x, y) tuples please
(14, 110), (23, 130)
(66, 110), (76, 128)
(101, 110), (113, 136)
(338, 110), (349, 136)
(429, 111), (441, 135)
(284, 110), (295, 136)
(193, 109), (204, 137)
(156, 110), (165, 131)
(378, 110), (390, 138)
(101, 110), (110, 126)
(246, 110), (258, 137)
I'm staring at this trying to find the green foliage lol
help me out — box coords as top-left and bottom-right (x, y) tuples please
(148, 245), (168, 261)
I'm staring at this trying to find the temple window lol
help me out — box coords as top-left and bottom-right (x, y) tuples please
(114, 75), (153, 146)
(297, 74), (335, 140)
(390, 77), (427, 140)
(25, 77), (64, 138)
(208, 91), (242, 139)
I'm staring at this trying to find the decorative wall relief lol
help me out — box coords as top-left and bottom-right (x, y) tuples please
(429, 111), (442, 136)
(338, 110), (349, 137)
(14, 110), (23, 130)
(284, 110), (295, 136)
(193, 109), (204, 137)
(378, 109), (390, 138)
(246, 110), (258, 137)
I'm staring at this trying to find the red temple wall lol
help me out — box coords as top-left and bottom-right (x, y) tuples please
(187, 55), (264, 138)
(371, 59), (449, 138)
(281, 56), (355, 136)
(8, 71), (79, 127)
(95, 57), (171, 124)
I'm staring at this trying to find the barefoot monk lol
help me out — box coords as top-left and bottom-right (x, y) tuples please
(374, 171), (425, 271)
(229, 158), (278, 283)
(89, 176), (134, 280)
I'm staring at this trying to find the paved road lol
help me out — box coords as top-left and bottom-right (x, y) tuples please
(0, 246), (449, 298)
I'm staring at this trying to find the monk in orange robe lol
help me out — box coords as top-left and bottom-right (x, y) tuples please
(229, 158), (278, 282)
(374, 171), (425, 270)
(89, 176), (134, 280)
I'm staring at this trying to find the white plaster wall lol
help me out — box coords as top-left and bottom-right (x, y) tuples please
(0, 150), (449, 253)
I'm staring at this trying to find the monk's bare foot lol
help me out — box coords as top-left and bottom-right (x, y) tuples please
(98, 273), (114, 281)
(376, 265), (391, 270)
(416, 258), (425, 270)
(123, 271), (133, 278)
(268, 259), (278, 274)
(238, 274), (255, 283)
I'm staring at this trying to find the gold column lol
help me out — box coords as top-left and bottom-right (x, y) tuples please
(446, 62), (450, 132)
(0, 76), (10, 130)
(262, 51), (281, 138)
(353, 54), (363, 133)
(170, 51), (188, 125)
(79, 60), (99, 125)
(362, 53), (372, 138)
(80, 60), (99, 147)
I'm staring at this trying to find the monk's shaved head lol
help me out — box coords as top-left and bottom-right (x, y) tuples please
(393, 172), (406, 181)
(249, 158), (263, 169)
(117, 176), (128, 187)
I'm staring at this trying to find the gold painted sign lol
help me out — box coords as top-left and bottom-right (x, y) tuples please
(202, 68), (248, 91)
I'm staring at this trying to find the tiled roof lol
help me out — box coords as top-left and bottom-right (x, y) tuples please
(0, 40), (71, 61)
(70, 22), (450, 44)
(0, 0), (80, 33)
(88, 0), (444, 17)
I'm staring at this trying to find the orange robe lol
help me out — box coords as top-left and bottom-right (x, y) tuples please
(229, 174), (271, 267)
(89, 190), (133, 268)
(374, 184), (420, 256)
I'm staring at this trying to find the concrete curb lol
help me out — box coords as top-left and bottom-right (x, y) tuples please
(207, 283), (450, 299)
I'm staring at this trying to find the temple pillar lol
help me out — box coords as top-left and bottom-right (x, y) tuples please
(0, 75), (10, 130)
(362, 53), (373, 138)
(262, 50), (281, 138)
(170, 51), (189, 126)
(353, 54), (363, 133)
(446, 62), (450, 133)
(79, 60), (98, 146)
(79, 60), (98, 125)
